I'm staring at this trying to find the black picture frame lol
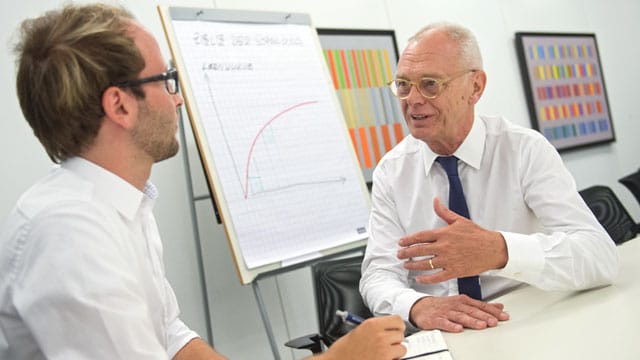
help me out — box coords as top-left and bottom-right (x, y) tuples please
(515, 32), (615, 151)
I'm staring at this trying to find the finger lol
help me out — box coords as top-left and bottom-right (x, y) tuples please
(462, 305), (501, 327)
(457, 297), (510, 324)
(374, 315), (406, 332)
(431, 316), (464, 333)
(448, 310), (490, 330)
(384, 331), (405, 344)
(403, 257), (439, 270)
(414, 270), (455, 284)
(390, 343), (408, 359)
(446, 301), (504, 329)
(398, 231), (436, 247)
(476, 301), (510, 321)
(397, 244), (434, 260)
(384, 322), (407, 334)
(433, 197), (461, 225)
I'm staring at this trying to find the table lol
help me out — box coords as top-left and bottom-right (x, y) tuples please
(443, 238), (640, 359)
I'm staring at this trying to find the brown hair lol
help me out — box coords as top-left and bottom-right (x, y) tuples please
(14, 3), (146, 162)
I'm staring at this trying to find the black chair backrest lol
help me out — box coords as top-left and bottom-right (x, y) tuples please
(619, 169), (640, 205)
(312, 255), (372, 347)
(579, 185), (638, 245)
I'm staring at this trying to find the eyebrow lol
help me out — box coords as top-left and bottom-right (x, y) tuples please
(396, 72), (444, 80)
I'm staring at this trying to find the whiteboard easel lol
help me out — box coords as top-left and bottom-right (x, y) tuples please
(158, 6), (371, 358)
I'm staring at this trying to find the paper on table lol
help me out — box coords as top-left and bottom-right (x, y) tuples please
(405, 352), (453, 360)
(402, 330), (453, 360)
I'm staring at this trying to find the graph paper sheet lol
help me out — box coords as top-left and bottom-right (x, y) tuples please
(170, 18), (370, 270)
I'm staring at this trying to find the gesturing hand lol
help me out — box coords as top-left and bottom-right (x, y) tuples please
(410, 295), (509, 332)
(396, 198), (508, 284)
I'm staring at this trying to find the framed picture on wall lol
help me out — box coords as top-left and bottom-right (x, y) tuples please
(515, 32), (615, 151)
(316, 29), (406, 185)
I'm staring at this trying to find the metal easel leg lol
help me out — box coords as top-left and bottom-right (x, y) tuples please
(178, 110), (214, 346)
(252, 279), (282, 360)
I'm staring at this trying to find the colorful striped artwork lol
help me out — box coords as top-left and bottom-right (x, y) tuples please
(515, 33), (614, 151)
(323, 47), (405, 173)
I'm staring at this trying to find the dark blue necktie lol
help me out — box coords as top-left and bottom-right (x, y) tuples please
(436, 156), (482, 300)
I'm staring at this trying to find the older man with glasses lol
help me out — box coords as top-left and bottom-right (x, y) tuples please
(360, 22), (619, 333)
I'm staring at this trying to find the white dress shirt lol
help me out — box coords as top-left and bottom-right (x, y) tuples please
(0, 157), (198, 359)
(360, 115), (620, 321)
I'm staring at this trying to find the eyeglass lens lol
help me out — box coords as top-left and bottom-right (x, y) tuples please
(392, 78), (441, 99)
(166, 78), (177, 94)
(165, 71), (178, 94)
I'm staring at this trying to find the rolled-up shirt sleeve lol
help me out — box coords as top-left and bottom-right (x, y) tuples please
(164, 278), (199, 358)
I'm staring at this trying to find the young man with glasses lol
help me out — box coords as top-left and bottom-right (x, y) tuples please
(1, 3), (406, 359)
(360, 22), (619, 333)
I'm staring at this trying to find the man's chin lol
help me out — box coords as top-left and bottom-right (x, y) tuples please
(154, 142), (180, 163)
(408, 128), (434, 142)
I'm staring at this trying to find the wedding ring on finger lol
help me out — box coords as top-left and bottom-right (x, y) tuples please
(428, 257), (435, 270)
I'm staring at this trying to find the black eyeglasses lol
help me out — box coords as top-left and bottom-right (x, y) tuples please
(115, 68), (179, 94)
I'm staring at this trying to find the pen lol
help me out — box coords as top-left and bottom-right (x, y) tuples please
(336, 309), (365, 326)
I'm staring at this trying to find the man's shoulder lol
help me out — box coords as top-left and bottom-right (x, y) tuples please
(480, 114), (547, 146)
(15, 168), (96, 220)
(379, 135), (423, 163)
(0, 169), (103, 282)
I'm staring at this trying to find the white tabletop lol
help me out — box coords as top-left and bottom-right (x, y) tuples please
(443, 238), (640, 360)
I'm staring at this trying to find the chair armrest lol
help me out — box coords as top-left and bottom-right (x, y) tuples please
(285, 333), (324, 354)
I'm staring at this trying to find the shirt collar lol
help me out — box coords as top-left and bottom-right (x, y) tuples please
(61, 157), (155, 220)
(452, 115), (485, 170)
(420, 115), (486, 174)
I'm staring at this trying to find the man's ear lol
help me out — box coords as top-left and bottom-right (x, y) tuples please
(101, 86), (136, 129)
(468, 70), (487, 105)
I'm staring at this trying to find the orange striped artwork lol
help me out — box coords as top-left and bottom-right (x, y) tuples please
(358, 127), (372, 169)
(349, 128), (359, 158)
(351, 50), (363, 88)
(393, 122), (404, 143)
(369, 126), (382, 163)
(380, 124), (393, 152)
(318, 31), (405, 177)
(325, 50), (339, 89)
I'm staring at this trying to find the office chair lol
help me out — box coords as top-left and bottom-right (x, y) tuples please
(285, 255), (372, 354)
(619, 168), (640, 205)
(579, 185), (639, 245)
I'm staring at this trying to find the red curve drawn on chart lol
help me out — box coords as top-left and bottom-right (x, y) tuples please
(244, 100), (319, 199)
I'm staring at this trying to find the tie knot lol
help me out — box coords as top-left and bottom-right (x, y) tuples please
(436, 156), (459, 177)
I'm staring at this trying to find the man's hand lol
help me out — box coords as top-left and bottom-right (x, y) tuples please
(410, 296), (509, 332)
(397, 198), (508, 284)
(318, 315), (406, 360)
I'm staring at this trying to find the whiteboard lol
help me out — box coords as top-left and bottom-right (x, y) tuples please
(158, 6), (370, 284)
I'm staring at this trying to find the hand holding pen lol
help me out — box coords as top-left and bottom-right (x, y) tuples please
(336, 309), (365, 326)
(324, 311), (407, 360)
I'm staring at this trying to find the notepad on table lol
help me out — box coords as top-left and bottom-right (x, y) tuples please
(402, 330), (453, 360)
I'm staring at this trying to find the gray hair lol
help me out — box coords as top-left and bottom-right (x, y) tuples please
(409, 22), (483, 70)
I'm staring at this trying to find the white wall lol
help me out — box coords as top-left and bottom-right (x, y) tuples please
(1, 0), (639, 359)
